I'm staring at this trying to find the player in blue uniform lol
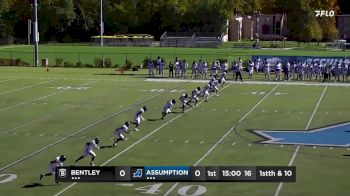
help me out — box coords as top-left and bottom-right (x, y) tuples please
(179, 93), (192, 113)
(191, 87), (201, 106)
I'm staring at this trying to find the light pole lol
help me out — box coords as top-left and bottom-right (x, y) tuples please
(253, 10), (261, 45)
(33, 0), (39, 66)
(100, 0), (104, 46)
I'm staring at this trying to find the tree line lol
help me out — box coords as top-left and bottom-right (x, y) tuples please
(0, 0), (342, 43)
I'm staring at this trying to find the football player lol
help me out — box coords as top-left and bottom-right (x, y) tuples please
(40, 155), (66, 182)
(202, 83), (210, 102)
(161, 99), (176, 120)
(113, 122), (130, 146)
(75, 137), (100, 166)
(210, 77), (220, 96)
(191, 87), (201, 106)
(179, 93), (192, 113)
(220, 72), (227, 87)
(132, 106), (147, 131)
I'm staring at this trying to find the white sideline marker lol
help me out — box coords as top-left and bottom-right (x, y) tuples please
(53, 134), (58, 138)
(81, 136), (86, 139)
(185, 140), (189, 144)
(39, 134), (45, 137)
(25, 133), (31, 136)
(169, 139), (174, 143)
(232, 142), (236, 146)
(12, 133), (17, 135)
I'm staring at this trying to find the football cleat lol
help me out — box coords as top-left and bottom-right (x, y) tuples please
(197, 87), (200, 91)
(171, 99), (176, 104)
(40, 174), (44, 181)
(125, 122), (130, 127)
(90, 162), (95, 166)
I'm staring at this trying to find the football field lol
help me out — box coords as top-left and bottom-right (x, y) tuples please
(0, 67), (349, 196)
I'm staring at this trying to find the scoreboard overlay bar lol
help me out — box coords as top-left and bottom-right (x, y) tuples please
(56, 166), (296, 183)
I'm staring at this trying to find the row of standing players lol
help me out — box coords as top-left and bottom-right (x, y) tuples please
(39, 74), (226, 183)
(149, 58), (350, 82)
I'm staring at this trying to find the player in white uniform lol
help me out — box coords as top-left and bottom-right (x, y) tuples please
(275, 62), (282, 80)
(202, 83), (210, 102)
(210, 77), (220, 96)
(264, 60), (271, 80)
(75, 137), (100, 166)
(248, 60), (254, 79)
(220, 72), (226, 87)
(161, 99), (176, 120)
(191, 87), (201, 106)
(40, 155), (66, 181)
(113, 122), (130, 146)
(315, 62), (322, 81)
(179, 93), (192, 112)
(132, 106), (147, 131)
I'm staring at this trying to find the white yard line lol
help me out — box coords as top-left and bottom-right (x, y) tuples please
(54, 84), (233, 196)
(0, 79), (56, 95)
(274, 86), (328, 196)
(0, 78), (17, 83)
(0, 81), (96, 112)
(146, 78), (350, 87)
(3, 81), (139, 134)
(164, 84), (279, 196)
(0, 82), (186, 172)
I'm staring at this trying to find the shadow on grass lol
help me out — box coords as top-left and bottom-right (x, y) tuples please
(22, 183), (61, 188)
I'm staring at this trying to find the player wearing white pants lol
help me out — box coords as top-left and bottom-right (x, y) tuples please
(132, 106), (147, 131)
(161, 99), (176, 120)
(248, 61), (254, 79)
(202, 84), (210, 102)
(179, 93), (192, 113)
(220, 72), (226, 87)
(75, 137), (100, 166)
(113, 122), (130, 146)
(40, 155), (66, 182)
(191, 87), (201, 106)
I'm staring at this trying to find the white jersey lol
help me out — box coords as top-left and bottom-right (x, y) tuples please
(116, 125), (129, 136)
(275, 63), (282, 72)
(49, 157), (63, 174)
(163, 101), (173, 112)
(136, 108), (145, 119)
(85, 140), (99, 151)
(192, 89), (200, 99)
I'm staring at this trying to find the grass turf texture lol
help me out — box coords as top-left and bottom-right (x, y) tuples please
(0, 67), (349, 196)
(0, 45), (350, 67)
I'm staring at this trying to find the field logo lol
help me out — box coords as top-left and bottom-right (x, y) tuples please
(253, 122), (350, 147)
(315, 10), (335, 17)
(58, 168), (67, 178)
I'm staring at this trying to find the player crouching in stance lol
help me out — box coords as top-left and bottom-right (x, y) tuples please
(113, 122), (130, 146)
(179, 93), (192, 112)
(132, 106), (147, 131)
(161, 99), (176, 120)
(40, 155), (66, 182)
(191, 87), (201, 106)
(75, 137), (100, 166)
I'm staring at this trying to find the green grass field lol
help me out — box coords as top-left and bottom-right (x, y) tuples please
(0, 66), (349, 196)
(1, 45), (350, 67)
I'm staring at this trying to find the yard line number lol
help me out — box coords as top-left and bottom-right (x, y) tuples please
(134, 183), (207, 195)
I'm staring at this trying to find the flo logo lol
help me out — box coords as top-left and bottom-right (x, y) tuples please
(315, 10), (335, 17)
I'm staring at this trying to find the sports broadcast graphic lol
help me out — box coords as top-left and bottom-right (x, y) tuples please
(0, 0), (349, 196)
